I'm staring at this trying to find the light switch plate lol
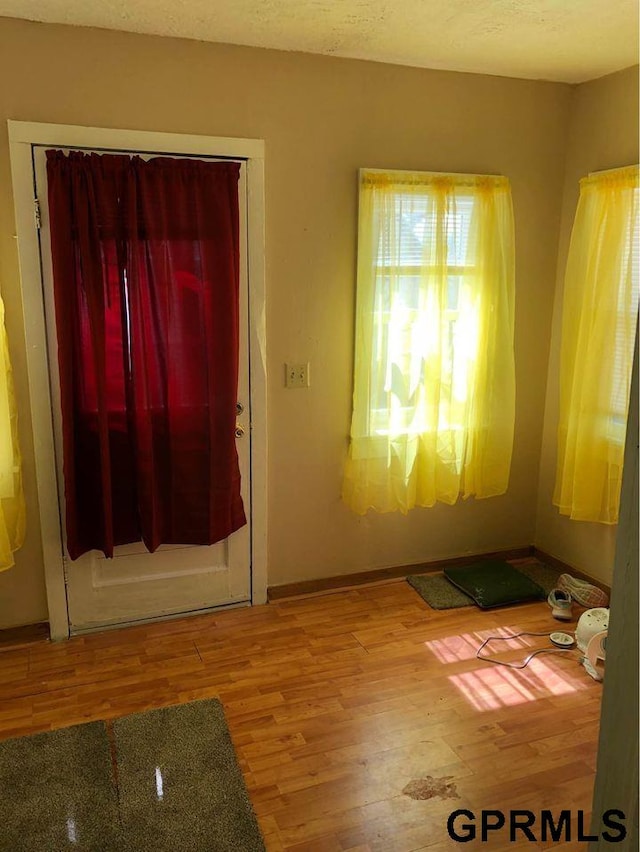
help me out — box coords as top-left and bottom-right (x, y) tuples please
(285, 362), (310, 388)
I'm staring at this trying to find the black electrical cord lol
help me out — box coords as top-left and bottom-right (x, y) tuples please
(476, 630), (578, 669)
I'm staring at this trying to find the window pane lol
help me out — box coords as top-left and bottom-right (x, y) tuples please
(609, 195), (640, 436)
(377, 194), (475, 268)
(447, 275), (461, 311)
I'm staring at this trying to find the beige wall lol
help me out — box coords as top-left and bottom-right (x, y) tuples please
(534, 66), (639, 585)
(0, 17), (573, 627)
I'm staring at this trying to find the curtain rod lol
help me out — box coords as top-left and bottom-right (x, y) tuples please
(588, 163), (639, 177)
(360, 167), (504, 180)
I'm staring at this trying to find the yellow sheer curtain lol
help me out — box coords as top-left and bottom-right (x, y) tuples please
(0, 293), (26, 569)
(554, 165), (640, 524)
(343, 170), (516, 515)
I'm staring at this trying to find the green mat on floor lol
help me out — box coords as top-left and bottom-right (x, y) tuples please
(0, 722), (121, 852)
(408, 560), (559, 610)
(114, 700), (265, 852)
(0, 699), (265, 852)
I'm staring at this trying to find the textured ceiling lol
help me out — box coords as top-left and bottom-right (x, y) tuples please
(0, 0), (638, 83)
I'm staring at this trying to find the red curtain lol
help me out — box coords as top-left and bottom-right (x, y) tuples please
(46, 151), (246, 559)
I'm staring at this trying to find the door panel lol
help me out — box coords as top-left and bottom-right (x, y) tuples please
(34, 146), (251, 632)
(65, 539), (245, 629)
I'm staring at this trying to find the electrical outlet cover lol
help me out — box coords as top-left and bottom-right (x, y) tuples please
(285, 362), (309, 388)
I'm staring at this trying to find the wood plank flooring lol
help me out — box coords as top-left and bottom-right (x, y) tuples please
(0, 580), (602, 851)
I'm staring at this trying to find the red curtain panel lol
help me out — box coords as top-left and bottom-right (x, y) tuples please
(46, 151), (246, 559)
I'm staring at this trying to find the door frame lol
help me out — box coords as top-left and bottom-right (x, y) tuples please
(8, 120), (267, 640)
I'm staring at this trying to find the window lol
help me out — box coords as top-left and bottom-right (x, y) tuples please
(0, 293), (26, 570)
(343, 169), (516, 515)
(554, 165), (639, 524)
(368, 192), (475, 439)
(609, 211), (640, 442)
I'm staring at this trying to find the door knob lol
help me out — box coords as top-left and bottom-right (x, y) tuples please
(235, 425), (245, 438)
(236, 402), (244, 415)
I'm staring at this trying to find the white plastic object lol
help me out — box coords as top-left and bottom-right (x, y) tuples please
(582, 630), (607, 681)
(550, 631), (575, 647)
(576, 608), (609, 652)
(586, 630), (607, 666)
(582, 656), (603, 682)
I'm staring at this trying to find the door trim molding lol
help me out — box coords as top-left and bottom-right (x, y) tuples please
(8, 120), (267, 639)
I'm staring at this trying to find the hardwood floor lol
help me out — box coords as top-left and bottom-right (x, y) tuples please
(0, 580), (602, 851)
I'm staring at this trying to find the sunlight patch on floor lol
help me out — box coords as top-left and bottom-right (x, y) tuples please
(425, 626), (591, 710)
(426, 626), (539, 664)
(448, 657), (588, 711)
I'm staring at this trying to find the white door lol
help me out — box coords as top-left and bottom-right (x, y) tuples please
(33, 146), (251, 633)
